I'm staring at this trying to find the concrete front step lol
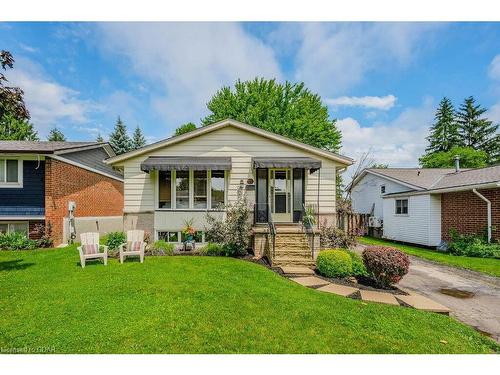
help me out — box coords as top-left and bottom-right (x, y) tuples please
(280, 266), (315, 276)
(272, 258), (315, 267)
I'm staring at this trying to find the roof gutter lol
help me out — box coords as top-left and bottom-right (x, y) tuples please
(472, 188), (492, 243)
(383, 181), (500, 198)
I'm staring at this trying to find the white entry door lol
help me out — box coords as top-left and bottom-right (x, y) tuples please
(269, 169), (292, 222)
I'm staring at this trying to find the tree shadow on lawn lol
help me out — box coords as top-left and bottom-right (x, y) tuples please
(0, 259), (35, 272)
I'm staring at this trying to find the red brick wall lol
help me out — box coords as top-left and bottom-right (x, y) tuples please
(28, 220), (45, 240)
(441, 188), (500, 241)
(45, 158), (124, 245)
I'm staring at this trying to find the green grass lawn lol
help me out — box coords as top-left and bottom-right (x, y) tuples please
(359, 236), (500, 278)
(0, 246), (498, 354)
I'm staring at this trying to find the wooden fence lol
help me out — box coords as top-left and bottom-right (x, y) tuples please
(336, 212), (369, 236)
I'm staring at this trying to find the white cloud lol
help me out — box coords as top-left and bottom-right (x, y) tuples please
(486, 102), (500, 123)
(338, 98), (435, 181)
(326, 94), (397, 110)
(488, 54), (500, 81)
(287, 23), (443, 95)
(96, 23), (282, 129)
(7, 58), (94, 136)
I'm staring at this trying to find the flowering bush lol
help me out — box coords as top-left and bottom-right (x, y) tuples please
(362, 246), (410, 288)
(316, 249), (353, 278)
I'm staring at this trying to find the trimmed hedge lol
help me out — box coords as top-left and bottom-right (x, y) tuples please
(362, 246), (410, 287)
(345, 250), (368, 277)
(316, 249), (353, 278)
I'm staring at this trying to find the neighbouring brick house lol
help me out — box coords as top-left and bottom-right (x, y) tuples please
(350, 165), (500, 247)
(0, 141), (124, 245)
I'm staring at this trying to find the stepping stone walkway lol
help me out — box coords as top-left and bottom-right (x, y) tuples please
(316, 284), (359, 297)
(290, 276), (330, 288)
(360, 290), (400, 305)
(286, 273), (450, 314)
(396, 295), (451, 314)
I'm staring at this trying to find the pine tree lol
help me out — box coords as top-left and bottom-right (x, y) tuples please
(131, 125), (146, 150)
(47, 126), (66, 141)
(96, 133), (104, 142)
(0, 112), (38, 140)
(108, 116), (132, 155)
(456, 96), (499, 163)
(425, 97), (460, 153)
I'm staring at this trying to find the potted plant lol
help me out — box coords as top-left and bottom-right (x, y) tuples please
(182, 218), (196, 242)
(302, 204), (316, 231)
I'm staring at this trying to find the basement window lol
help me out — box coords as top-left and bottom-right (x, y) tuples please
(395, 199), (408, 215)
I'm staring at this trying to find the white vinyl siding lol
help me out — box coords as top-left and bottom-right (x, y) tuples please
(351, 173), (411, 219)
(382, 194), (442, 247)
(119, 126), (340, 216)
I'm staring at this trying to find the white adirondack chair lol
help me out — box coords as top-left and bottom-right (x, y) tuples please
(119, 230), (146, 263)
(77, 232), (108, 268)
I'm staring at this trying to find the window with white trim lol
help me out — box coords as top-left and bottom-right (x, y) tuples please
(395, 199), (408, 215)
(380, 185), (386, 194)
(157, 169), (226, 210)
(158, 230), (205, 243)
(0, 159), (22, 187)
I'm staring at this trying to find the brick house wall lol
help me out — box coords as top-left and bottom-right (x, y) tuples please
(45, 158), (124, 245)
(441, 187), (500, 241)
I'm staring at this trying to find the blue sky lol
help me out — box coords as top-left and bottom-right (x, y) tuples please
(1, 22), (500, 170)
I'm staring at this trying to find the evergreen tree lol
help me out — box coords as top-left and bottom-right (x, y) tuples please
(425, 97), (460, 153)
(108, 116), (132, 155)
(456, 96), (499, 163)
(175, 122), (197, 136)
(0, 112), (38, 140)
(132, 125), (146, 150)
(47, 126), (66, 141)
(96, 133), (104, 142)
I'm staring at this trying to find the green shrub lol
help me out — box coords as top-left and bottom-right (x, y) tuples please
(345, 250), (368, 277)
(105, 231), (126, 251)
(0, 232), (37, 250)
(148, 240), (174, 256)
(449, 229), (500, 258)
(199, 243), (226, 256)
(316, 249), (353, 278)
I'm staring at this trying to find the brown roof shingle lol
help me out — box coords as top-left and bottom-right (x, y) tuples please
(0, 141), (101, 153)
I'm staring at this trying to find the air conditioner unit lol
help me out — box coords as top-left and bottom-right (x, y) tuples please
(368, 216), (382, 228)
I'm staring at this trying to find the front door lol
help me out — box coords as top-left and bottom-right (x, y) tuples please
(270, 169), (292, 222)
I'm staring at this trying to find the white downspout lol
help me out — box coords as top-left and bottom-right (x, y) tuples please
(472, 189), (491, 243)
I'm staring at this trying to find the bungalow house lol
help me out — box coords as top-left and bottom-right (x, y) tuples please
(350, 165), (500, 247)
(0, 141), (124, 245)
(105, 119), (353, 266)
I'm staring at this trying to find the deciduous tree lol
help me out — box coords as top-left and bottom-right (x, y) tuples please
(202, 78), (342, 152)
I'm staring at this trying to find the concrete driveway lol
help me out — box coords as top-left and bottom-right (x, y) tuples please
(354, 244), (500, 342)
(399, 256), (500, 342)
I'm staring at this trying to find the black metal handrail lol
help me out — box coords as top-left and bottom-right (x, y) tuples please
(253, 202), (276, 259)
